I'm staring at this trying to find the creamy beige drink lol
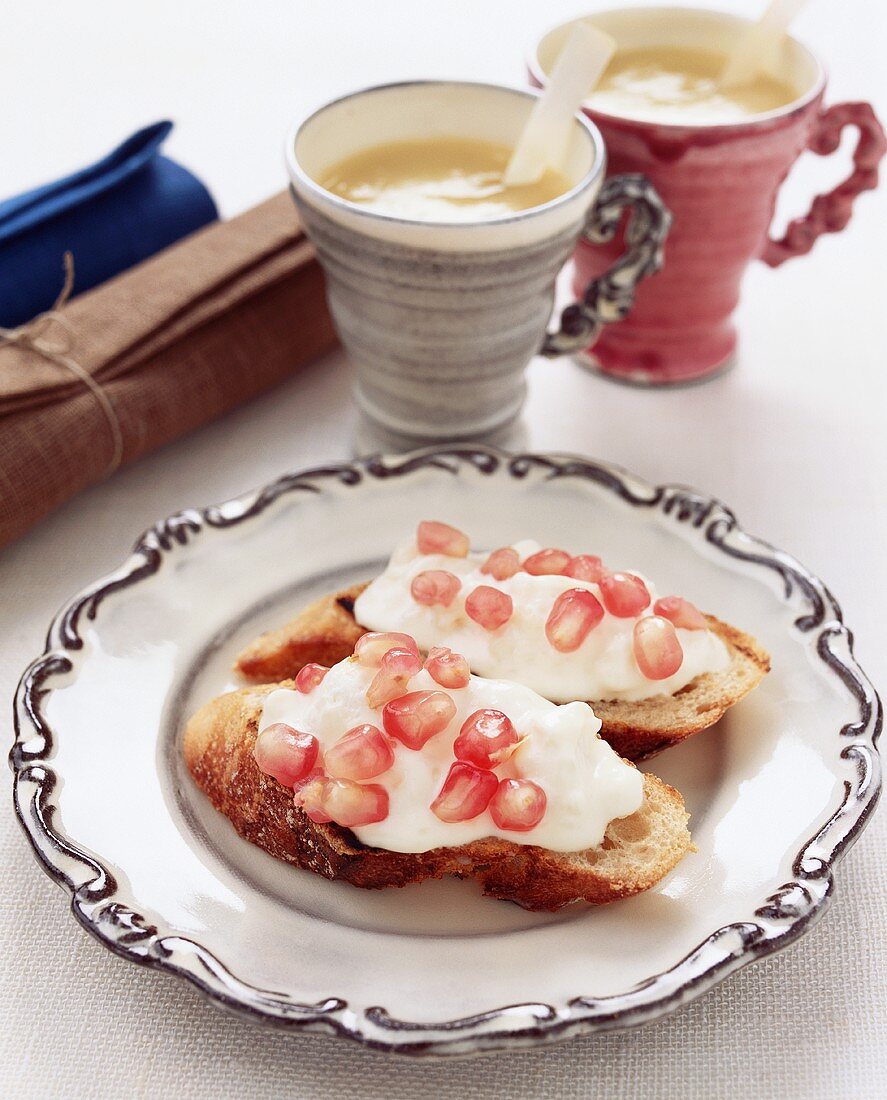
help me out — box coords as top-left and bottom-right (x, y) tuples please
(589, 45), (796, 123)
(319, 137), (573, 221)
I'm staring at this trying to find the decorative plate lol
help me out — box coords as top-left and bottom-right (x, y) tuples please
(11, 447), (881, 1056)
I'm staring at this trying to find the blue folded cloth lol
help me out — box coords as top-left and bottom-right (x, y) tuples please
(0, 120), (218, 327)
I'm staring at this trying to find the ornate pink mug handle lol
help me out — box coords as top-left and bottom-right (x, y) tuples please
(762, 102), (887, 267)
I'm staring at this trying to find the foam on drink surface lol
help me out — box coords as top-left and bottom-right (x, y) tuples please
(588, 45), (797, 124)
(318, 137), (572, 221)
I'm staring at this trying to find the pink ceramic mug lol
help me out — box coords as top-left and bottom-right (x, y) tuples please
(530, 6), (887, 384)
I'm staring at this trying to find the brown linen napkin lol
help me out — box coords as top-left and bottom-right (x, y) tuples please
(0, 191), (337, 548)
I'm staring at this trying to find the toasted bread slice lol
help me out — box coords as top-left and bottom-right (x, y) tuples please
(592, 618), (769, 759)
(235, 583), (770, 760)
(184, 682), (692, 911)
(236, 585), (369, 685)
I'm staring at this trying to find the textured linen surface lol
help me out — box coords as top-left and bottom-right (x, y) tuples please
(1, 354), (884, 1100)
(0, 121), (218, 327)
(0, 191), (336, 549)
(2, 0), (885, 1093)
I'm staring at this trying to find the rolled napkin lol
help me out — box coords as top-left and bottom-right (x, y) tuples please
(0, 192), (337, 549)
(0, 121), (218, 327)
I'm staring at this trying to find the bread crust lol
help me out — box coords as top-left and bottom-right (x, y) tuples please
(593, 616), (770, 759)
(234, 583), (770, 761)
(235, 587), (366, 684)
(184, 682), (692, 911)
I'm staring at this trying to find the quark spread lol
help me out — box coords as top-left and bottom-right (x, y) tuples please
(259, 657), (643, 854)
(354, 538), (730, 704)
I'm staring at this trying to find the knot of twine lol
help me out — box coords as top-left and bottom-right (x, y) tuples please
(0, 252), (124, 474)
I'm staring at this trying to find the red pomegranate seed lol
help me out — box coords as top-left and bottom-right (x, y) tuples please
(563, 554), (607, 583)
(355, 631), (420, 666)
(410, 569), (461, 607)
(545, 588), (604, 652)
(454, 709), (521, 768)
(366, 646), (423, 708)
(424, 646), (470, 689)
(324, 724), (395, 780)
(480, 547), (521, 580)
(523, 548), (571, 575)
(295, 662), (329, 693)
(654, 596), (708, 631)
(599, 572), (651, 617)
(293, 772), (332, 823)
(633, 616), (684, 680)
(382, 690), (457, 750)
(253, 724), (319, 787)
(416, 520), (469, 558)
(302, 775), (389, 827)
(431, 762), (498, 822)
(489, 779), (547, 832)
(325, 778), (389, 827)
(465, 585), (513, 631)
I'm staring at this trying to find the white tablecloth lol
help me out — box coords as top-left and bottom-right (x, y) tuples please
(2, 1), (885, 1096)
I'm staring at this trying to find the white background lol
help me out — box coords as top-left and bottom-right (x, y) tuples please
(1, 1), (885, 1096)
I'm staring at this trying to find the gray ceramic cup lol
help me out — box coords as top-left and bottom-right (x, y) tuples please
(286, 81), (670, 451)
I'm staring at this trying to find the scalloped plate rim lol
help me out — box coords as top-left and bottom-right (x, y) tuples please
(9, 444), (883, 1057)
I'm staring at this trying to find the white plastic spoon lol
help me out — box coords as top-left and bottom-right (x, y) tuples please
(719, 0), (809, 89)
(504, 22), (616, 187)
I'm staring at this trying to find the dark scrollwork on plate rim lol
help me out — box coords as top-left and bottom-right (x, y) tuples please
(9, 445), (882, 1056)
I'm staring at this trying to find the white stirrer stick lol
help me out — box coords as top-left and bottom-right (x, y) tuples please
(719, 0), (808, 89)
(504, 22), (616, 187)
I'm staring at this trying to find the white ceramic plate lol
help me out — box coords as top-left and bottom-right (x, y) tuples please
(12, 447), (881, 1056)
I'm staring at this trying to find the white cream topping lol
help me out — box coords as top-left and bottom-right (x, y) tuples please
(354, 540), (730, 704)
(259, 657), (643, 854)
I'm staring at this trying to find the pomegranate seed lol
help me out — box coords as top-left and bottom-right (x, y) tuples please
(416, 520), (469, 558)
(563, 554), (606, 583)
(465, 585), (513, 631)
(355, 631), (420, 666)
(366, 646), (423, 708)
(424, 646), (470, 689)
(654, 596), (708, 631)
(324, 724), (395, 780)
(480, 547), (521, 580)
(293, 772), (332, 823)
(454, 709), (520, 768)
(410, 569), (461, 607)
(599, 572), (651, 617)
(545, 588), (604, 652)
(633, 616), (684, 680)
(324, 778), (389, 827)
(489, 779), (547, 832)
(295, 662), (329, 693)
(253, 724), (319, 787)
(523, 548), (571, 575)
(382, 690), (457, 750)
(297, 774), (389, 827)
(431, 762), (498, 822)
